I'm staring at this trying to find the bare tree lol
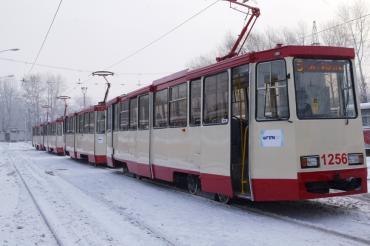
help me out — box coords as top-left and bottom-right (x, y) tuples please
(338, 0), (370, 102)
(320, 19), (350, 47)
(0, 78), (23, 131)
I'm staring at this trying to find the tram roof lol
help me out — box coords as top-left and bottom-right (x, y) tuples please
(152, 45), (355, 90)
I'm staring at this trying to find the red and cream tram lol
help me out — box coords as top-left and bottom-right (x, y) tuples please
(32, 45), (368, 202)
(32, 124), (43, 150)
(360, 103), (370, 155)
(100, 45), (367, 202)
(45, 118), (65, 155)
(71, 103), (107, 165)
(64, 112), (77, 158)
(31, 0), (367, 202)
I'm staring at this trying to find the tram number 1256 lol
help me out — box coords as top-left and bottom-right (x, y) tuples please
(321, 153), (348, 165)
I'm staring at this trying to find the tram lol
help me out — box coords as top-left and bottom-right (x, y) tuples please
(31, 0), (367, 202)
(360, 103), (370, 155)
(98, 45), (366, 202)
(69, 103), (107, 165)
(45, 118), (65, 155)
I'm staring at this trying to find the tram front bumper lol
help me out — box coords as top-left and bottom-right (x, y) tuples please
(252, 168), (367, 201)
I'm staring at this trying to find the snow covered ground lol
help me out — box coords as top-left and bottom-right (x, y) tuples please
(1, 142), (370, 246)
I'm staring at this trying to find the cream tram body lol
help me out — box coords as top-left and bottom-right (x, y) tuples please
(45, 119), (64, 155)
(74, 104), (107, 165)
(64, 113), (77, 158)
(106, 46), (367, 201)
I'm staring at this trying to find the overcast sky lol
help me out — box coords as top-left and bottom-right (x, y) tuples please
(0, 0), (365, 106)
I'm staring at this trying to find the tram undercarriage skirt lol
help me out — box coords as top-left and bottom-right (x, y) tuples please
(305, 177), (362, 194)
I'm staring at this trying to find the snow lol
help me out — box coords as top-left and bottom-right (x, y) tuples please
(1, 142), (370, 246)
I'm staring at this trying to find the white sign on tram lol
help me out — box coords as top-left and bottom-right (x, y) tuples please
(260, 129), (284, 148)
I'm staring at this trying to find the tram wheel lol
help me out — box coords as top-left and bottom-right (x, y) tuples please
(187, 175), (200, 195)
(215, 194), (231, 204)
(122, 166), (129, 175)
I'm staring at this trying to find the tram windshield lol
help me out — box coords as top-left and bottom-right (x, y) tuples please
(294, 59), (356, 119)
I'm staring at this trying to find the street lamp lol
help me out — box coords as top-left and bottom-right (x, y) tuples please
(0, 48), (20, 53)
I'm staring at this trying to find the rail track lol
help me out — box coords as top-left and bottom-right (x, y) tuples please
(7, 148), (176, 246)
(7, 144), (370, 246)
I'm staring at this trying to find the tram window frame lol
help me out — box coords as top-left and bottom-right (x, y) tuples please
(169, 83), (187, 127)
(96, 111), (106, 134)
(203, 71), (229, 126)
(129, 98), (138, 130)
(190, 79), (201, 127)
(113, 104), (119, 131)
(78, 114), (84, 133)
(107, 106), (112, 132)
(232, 64), (249, 121)
(255, 59), (290, 122)
(293, 58), (357, 120)
(57, 122), (63, 136)
(89, 112), (95, 134)
(84, 112), (90, 133)
(139, 94), (150, 130)
(119, 101), (129, 131)
(154, 89), (168, 128)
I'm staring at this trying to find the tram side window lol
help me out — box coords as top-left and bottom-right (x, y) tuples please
(232, 64), (249, 121)
(107, 106), (112, 132)
(190, 79), (201, 126)
(129, 98), (138, 130)
(96, 111), (106, 134)
(113, 104), (119, 131)
(362, 108), (370, 127)
(169, 83), (187, 127)
(79, 114), (84, 133)
(119, 101), (129, 131)
(89, 112), (95, 133)
(65, 118), (69, 134)
(154, 89), (168, 128)
(203, 71), (229, 125)
(57, 123), (62, 136)
(256, 60), (289, 121)
(84, 113), (90, 133)
(139, 94), (149, 130)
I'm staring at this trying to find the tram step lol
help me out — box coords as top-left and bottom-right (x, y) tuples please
(235, 193), (252, 200)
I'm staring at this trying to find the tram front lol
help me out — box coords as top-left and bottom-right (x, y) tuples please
(250, 46), (368, 201)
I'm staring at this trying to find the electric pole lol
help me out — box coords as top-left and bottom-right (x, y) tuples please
(311, 21), (320, 46)
(81, 86), (88, 108)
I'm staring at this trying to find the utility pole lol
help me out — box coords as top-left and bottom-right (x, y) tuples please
(46, 81), (55, 120)
(81, 86), (88, 108)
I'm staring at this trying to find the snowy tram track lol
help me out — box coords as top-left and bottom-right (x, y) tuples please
(135, 176), (370, 245)
(233, 203), (370, 245)
(6, 143), (370, 246)
(10, 160), (63, 246)
(7, 149), (176, 246)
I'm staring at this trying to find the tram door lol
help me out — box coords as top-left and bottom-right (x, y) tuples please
(231, 64), (250, 195)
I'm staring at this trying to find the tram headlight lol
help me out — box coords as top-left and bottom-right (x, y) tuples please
(348, 153), (364, 165)
(300, 155), (320, 169)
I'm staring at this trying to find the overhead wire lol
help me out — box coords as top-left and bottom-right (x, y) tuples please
(27, 0), (64, 74)
(78, 0), (221, 88)
(301, 13), (370, 41)
(105, 0), (221, 70)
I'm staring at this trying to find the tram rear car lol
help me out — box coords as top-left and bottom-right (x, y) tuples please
(45, 118), (65, 155)
(74, 104), (107, 165)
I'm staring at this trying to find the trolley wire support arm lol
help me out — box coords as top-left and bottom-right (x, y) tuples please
(92, 71), (114, 104)
(216, 0), (260, 62)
